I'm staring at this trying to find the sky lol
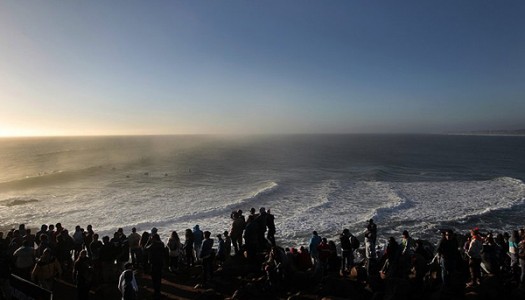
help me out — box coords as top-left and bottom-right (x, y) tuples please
(0, 1), (524, 136)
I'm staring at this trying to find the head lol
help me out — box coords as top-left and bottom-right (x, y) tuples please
(402, 230), (409, 238)
(259, 207), (266, 214)
(132, 227), (136, 233)
(250, 207), (256, 214)
(124, 262), (133, 270)
(40, 234), (48, 242)
(204, 231), (211, 239)
(41, 224), (48, 231)
(223, 230), (229, 237)
(313, 231), (318, 236)
(102, 236), (110, 244)
(151, 227), (158, 234)
(79, 249), (87, 258)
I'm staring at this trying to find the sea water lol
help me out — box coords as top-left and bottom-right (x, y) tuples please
(1, 134), (524, 247)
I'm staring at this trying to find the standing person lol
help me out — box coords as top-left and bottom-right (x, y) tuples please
(32, 248), (62, 291)
(128, 227), (142, 268)
(230, 212), (245, 255)
(266, 209), (276, 247)
(139, 231), (150, 269)
(518, 237), (525, 285)
(193, 225), (204, 261)
(381, 237), (400, 278)
(12, 240), (35, 280)
(216, 234), (226, 266)
(89, 234), (103, 285)
(256, 207), (268, 250)
(118, 263), (138, 300)
(83, 225), (94, 258)
(99, 236), (116, 283)
(437, 229), (459, 285)
(365, 219), (377, 259)
(400, 230), (415, 278)
(184, 229), (195, 267)
(466, 229), (483, 287)
(146, 234), (164, 300)
(0, 241), (12, 300)
(223, 231), (232, 260)
(200, 231), (214, 285)
(309, 231), (322, 266)
(166, 231), (182, 272)
(509, 230), (520, 281)
(35, 234), (50, 259)
(317, 238), (331, 273)
(72, 226), (84, 260)
(73, 250), (92, 300)
(339, 229), (353, 275)
(35, 224), (48, 247)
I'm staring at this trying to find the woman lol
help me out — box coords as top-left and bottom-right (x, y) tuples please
(166, 231), (182, 272)
(184, 229), (195, 267)
(73, 250), (93, 300)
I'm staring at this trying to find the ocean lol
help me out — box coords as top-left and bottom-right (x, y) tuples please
(1, 134), (524, 247)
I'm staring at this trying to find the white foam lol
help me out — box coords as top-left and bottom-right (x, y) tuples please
(2, 176), (524, 248)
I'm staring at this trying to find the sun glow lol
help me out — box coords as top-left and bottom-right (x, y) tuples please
(0, 126), (64, 138)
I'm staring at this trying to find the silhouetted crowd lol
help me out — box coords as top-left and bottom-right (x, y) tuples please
(1, 209), (525, 300)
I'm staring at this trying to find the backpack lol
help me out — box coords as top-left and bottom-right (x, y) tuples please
(350, 235), (360, 250)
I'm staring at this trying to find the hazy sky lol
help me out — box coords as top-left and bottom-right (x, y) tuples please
(1, 1), (524, 136)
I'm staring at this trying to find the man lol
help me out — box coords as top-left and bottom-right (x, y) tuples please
(128, 227), (142, 267)
(193, 225), (204, 260)
(147, 234), (164, 300)
(340, 229), (353, 275)
(13, 240), (35, 280)
(230, 212), (245, 254)
(437, 229), (459, 285)
(365, 219), (377, 259)
(309, 231), (322, 266)
(118, 263), (138, 300)
(266, 209), (276, 247)
(467, 229), (483, 287)
(200, 231), (214, 284)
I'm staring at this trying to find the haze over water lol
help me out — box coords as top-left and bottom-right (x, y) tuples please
(1, 135), (524, 247)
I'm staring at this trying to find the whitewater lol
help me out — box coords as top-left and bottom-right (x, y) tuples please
(1, 135), (524, 247)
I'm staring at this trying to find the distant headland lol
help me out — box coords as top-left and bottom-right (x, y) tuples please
(448, 129), (525, 136)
